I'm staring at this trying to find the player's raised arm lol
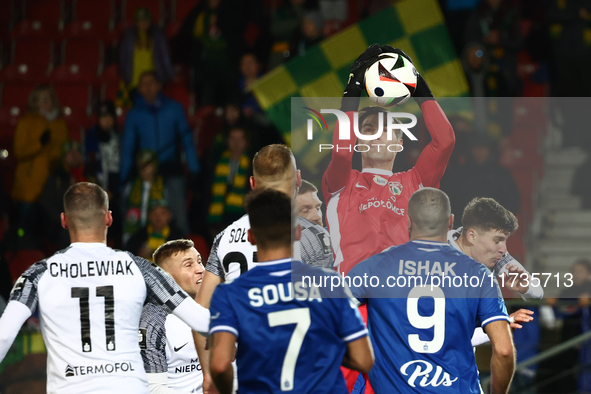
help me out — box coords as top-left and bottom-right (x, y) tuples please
(130, 253), (210, 335)
(323, 44), (382, 195)
(380, 45), (455, 188)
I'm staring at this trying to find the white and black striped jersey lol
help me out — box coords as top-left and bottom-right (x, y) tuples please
(7, 243), (191, 394)
(294, 216), (334, 269)
(206, 215), (335, 281)
(140, 303), (203, 393)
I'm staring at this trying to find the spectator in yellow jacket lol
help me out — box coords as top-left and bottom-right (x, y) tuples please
(12, 85), (68, 246)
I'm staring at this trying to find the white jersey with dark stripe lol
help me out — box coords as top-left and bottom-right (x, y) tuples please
(206, 215), (258, 283)
(206, 214), (334, 281)
(9, 243), (188, 394)
(140, 304), (203, 392)
(294, 216), (334, 269)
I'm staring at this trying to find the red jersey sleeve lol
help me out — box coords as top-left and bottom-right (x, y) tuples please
(322, 111), (356, 200)
(413, 100), (456, 187)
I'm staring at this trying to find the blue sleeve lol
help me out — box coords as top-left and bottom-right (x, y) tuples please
(209, 285), (239, 338)
(175, 103), (200, 174)
(120, 114), (137, 185)
(336, 296), (368, 343)
(347, 263), (368, 304)
(475, 265), (510, 328)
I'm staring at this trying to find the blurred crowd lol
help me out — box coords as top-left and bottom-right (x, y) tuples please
(1, 0), (591, 271)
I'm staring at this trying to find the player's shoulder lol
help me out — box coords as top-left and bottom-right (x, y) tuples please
(140, 301), (167, 329)
(225, 214), (251, 231)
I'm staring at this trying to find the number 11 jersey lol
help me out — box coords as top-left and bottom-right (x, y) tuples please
(9, 242), (190, 394)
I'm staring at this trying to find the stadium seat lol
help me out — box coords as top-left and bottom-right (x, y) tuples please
(193, 104), (222, 159)
(24, 0), (65, 30)
(11, 20), (60, 39)
(49, 64), (97, 84)
(188, 233), (210, 263)
(0, 63), (49, 83)
(100, 81), (120, 102)
(55, 39), (105, 81)
(53, 83), (92, 115)
(163, 83), (194, 116)
(1, 82), (36, 113)
(0, 1), (17, 39)
(8, 250), (46, 281)
(62, 0), (116, 42)
(99, 63), (120, 83)
(121, 0), (164, 27)
(63, 110), (91, 141)
(166, 0), (198, 37)
(171, 0), (198, 22)
(0, 108), (21, 128)
(12, 38), (54, 71)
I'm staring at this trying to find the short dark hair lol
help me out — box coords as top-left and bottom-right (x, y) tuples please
(245, 189), (294, 250)
(408, 188), (451, 237)
(461, 197), (518, 235)
(298, 179), (318, 196)
(138, 70), (160, 84)
(63, 182), (109, 229)
(152, 239), (195, 267)
(358, 106), (402, 139)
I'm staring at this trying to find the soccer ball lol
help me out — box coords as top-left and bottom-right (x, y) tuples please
(364, 53), (418, 107)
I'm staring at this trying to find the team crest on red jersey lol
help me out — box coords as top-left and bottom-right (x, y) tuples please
(389, 182), (403, 196)
(373, 175), (388, 186)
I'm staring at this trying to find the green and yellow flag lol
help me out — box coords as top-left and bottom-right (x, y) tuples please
(251, 0), (469, 140)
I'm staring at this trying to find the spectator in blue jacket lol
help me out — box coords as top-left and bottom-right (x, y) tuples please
(120, 71), (199, 236)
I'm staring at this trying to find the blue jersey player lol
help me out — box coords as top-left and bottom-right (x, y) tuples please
(348, 188), (515, 394)
(209, 189), (374, 394)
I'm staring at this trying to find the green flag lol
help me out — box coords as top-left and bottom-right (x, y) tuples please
(251, 0), (469, 143)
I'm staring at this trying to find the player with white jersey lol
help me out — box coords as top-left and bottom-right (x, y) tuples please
(348, 188), (515, 394)
(140, 239), (206, 394)
(446, 197), (538, 347)
(194, 144), (334, 392)
(0, 183), (210, 394)
(209, 189), (373, 394)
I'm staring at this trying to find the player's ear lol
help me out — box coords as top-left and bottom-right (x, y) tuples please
(295, 169), (302, 188)
(105, 210), (113, 228)
(406, 214), (412, 234)
(448, 214), (454, 231)
(247, 229), (257, 246)
(249, 176), (256, 190)
(466, 228), (476, 245)
(61, 212), (68, 229)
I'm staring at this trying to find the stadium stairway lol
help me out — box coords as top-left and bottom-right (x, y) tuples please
(530, 124), (591, 297)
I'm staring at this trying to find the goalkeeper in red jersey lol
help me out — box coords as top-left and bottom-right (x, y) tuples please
(323, 44), (455, 276)
(322, 44), (455, 394)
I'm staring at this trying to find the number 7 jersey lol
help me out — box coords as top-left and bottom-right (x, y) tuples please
(8, 242), (190, 394)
